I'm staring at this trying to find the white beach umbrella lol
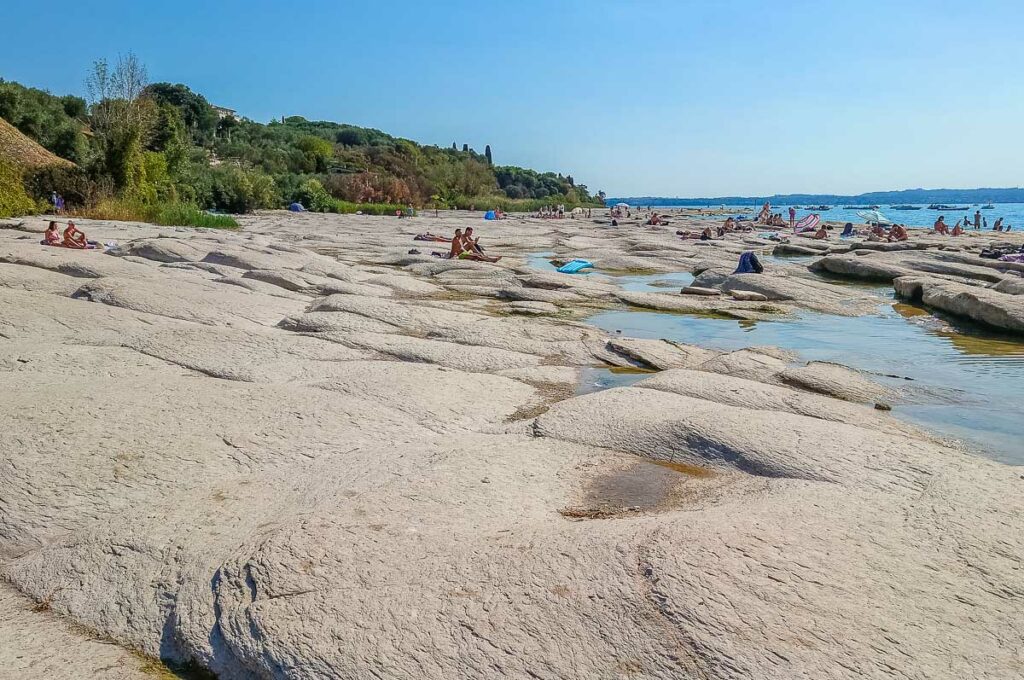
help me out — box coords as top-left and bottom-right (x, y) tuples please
(857, 209), (892, 225)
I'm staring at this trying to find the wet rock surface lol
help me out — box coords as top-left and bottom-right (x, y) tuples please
(0, 211), (1021, 679)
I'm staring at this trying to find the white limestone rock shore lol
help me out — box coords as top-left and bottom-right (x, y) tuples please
(0, 211), (1021, 679)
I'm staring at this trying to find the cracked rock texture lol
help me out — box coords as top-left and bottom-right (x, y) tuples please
(0, 211), (1021, 679)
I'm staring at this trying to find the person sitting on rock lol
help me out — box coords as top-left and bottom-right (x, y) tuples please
(888, 224), (909, 242)
(456, 227), (501, 262)
(723, 216), (737, 232)
(933, 216), (949, 235)
(42, 221), (62, 246)
(448, 229), (465, 258)
(951, 220), (964, 236)
(62, 221), (96, 249)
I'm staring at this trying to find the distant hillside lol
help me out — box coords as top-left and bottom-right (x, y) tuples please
(610, 188), (1024, 206)
(0, 117), (73, 170)
(0, 75), (600, 215)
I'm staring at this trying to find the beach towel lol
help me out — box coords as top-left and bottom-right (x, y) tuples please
(556, 259), (594, 274)
(734, 252), (764, 274)
(794, 214), (820, 233)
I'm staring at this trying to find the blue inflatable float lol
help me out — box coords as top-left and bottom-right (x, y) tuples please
(556, 259), (594, 274)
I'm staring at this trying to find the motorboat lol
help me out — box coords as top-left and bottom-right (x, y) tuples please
(890, 205), (921, 210)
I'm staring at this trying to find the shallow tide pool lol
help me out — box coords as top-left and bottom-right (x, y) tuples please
(588, 299), (1024, 465)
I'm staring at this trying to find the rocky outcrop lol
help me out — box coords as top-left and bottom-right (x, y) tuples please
(0, 212), (1021, 680)
(895, 275), (1024, 333)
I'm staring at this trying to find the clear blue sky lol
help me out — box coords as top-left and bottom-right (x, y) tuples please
(4, 0), (1023, 197)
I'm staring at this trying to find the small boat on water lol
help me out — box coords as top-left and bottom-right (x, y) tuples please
(982, 204), (995, 209)
(805, 205), (831, 211)
(927, 204), (969, 210)
(890, 205), (921, 210)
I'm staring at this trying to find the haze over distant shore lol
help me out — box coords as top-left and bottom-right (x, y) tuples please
(609, 187), (1024, 206)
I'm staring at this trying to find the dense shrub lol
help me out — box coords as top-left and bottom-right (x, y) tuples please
(294, 178), (333, 212)
(24, 164), (105, 209)
(210, 166), (277, 213)
(0, 159), (39, 217)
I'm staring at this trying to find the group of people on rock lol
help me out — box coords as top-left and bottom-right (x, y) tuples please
(755, 203), (793, 228)
(933, 215), (1011, 236)
(42, 221), (98, 249)
(415, 226), (501, 261)
(446, 227), (501, 262)
(535, 205), (567, 219)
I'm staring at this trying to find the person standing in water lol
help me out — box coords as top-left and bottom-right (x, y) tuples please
(788, 206), (796, 228)
(974, 210), (982, 230)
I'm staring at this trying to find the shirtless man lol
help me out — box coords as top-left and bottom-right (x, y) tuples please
(456, 227), (501, 262)
(993, 217), (1004, 232)
(448, 229), (465, 258)
(888, 224), (909, 242)
(62, 221), (93, 249)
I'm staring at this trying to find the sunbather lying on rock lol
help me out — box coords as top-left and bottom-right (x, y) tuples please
(798, 225), (829, 239)
(414, 232), (450, 242)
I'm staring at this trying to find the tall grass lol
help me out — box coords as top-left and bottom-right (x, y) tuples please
(322, 199), (408, 216)
(442, 195), (602, 213)
(81, 198), (238, 229)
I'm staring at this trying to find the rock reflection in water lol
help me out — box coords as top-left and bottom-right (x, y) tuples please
(587, 302), (1024, 464)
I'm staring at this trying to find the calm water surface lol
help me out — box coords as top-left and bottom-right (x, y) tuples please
(527, 251), (1024, 464)
(588, 300), (1024, 464)
(647, 202), (1024, 230)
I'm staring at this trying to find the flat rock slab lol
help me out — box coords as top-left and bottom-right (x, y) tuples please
(534, 386), (949, 490)
(895, 275), (1024, 334)
(607, 338), (719, 370)
(779, 361), (894, 403)
(680, 286), (721, 296)
(0, 583), (152, 679)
